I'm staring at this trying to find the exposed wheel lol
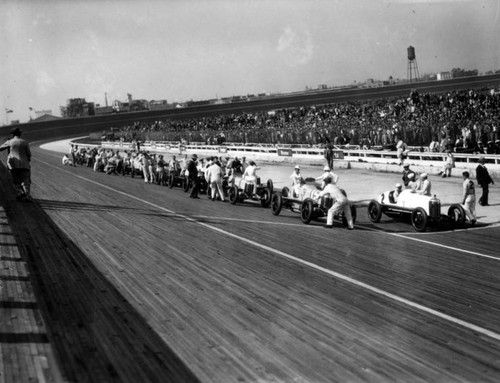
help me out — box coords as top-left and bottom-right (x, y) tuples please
(260, 188), (272, 208)
(271, 193), (283, 215)
(447, 204), (466, 228)
(229, 186), (239, 204)
(281, 186), (290, 198)
(411, 207), (428, 232)
(367, 200), (382, 223)
(342, 204), (357, 227)
(300, 198), (315, 224)
(267, 179), (274, 194)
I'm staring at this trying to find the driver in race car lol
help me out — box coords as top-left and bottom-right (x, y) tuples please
(316, 166), (339, 189)
(290, 165), (304, 197)
(317, 176), (354, 230)
(242, 160), (260, 198)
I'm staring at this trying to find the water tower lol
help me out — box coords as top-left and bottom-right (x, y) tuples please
(407, 46), (420, 83)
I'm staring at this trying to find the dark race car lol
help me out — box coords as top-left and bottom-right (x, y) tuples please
(228, 176), (273, 208)
(271, 180), (356, 227)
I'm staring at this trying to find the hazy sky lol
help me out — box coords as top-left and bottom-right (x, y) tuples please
(1, 0), (500, 123)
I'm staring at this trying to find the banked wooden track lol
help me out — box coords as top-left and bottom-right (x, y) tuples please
(1, 141), (500, 382)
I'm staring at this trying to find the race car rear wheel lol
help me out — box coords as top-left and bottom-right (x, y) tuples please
(267, 179), (274, 194)
(228, 186), (239, 205)
(411, 207), (428, 232)
(281, 187), (290, 198)
(342, 204), (357, 227)
(261, 188), (272, 208)
(271, 193), (282, 215)
(447, 204), (466, 228)
(367, 200), (382, 223)
(300, 198), (315, 224)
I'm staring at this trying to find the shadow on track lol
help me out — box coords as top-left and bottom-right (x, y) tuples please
(0, 163), (200, 383)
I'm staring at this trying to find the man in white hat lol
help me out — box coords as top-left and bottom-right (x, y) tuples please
(392, 183), (403, 202)
(407, 172), (419, 192)
(315, 165), (339, 189)
(416, 173), (432, 196)
(290, 165), (304, 197)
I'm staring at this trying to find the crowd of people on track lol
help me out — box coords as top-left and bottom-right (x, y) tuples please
(107, 87), (500, 154)
(63, 142), (356, 229)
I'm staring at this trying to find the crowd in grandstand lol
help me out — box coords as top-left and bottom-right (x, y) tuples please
(106, 88), (500, 154)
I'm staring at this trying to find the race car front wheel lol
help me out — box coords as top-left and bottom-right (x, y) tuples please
(229, 186), (239, 205)
(411, 207), (428, 232)
(447, 204), (466, 228)
(271, 193), (282, 215)
(301, 198), (314, 224)
(260, 189), (271, 208)
(367, 200), (382, 223)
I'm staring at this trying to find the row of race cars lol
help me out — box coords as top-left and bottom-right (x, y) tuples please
(89, 151), (470, 232)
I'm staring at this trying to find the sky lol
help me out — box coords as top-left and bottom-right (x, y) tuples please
(1, 0), (500, 124)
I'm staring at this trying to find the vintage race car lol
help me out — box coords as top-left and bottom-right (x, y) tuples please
(271, 180), (356, 227)
(367, 189), (466, 232)
(228, 177), (273, 207)
(168, 169), (187, 189)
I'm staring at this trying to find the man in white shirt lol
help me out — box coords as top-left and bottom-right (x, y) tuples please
(315, 166), (339, 189)
(317, 177), (354, 230)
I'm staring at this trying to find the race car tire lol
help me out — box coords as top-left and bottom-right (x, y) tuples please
(342, 204), (357, 227)
(411, 207), (428, 232)
(260, 188), (272, 208)
(447, 204), (466, 228)
(301, 198), (315, 224)
(281, 186), (290, 198)
(271, 193), (282, 215)
(267, 179), (274, 195)
(367, 200), (382, 223)
(169, 174), (175, 188)
(229, 186), (239, 205)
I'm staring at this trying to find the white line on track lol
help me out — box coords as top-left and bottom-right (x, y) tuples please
(38, 160), (500, 342)
(194, 214), (500, 261)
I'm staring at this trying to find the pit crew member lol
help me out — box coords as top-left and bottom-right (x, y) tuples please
(317, 176), (354, 230)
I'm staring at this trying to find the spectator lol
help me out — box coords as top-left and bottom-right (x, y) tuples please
(0, 127), (32, 201)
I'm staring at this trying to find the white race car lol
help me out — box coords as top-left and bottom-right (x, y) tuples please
(367, 189), (466, 232)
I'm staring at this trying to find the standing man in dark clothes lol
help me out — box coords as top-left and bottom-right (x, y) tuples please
(476, 156), (494, 206)
(401, 162), (416, 188)
(0, 127), (32, 201)
(324, 143), (334, 170)
(187, 154), (200, 198)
